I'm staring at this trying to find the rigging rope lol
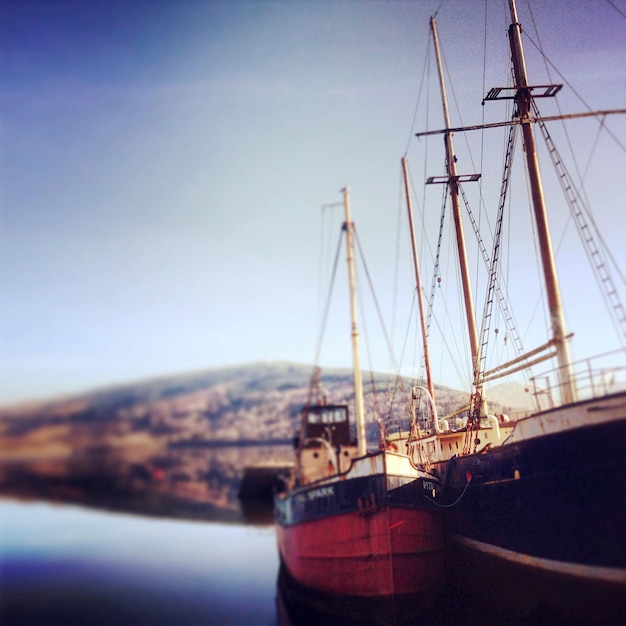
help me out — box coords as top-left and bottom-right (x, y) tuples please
(353, 228), (414, 421)
(605, 0), (626, 19)
(421, 181), (474, 392)
(313, 229), (344, 367)
(404, 35), (433, 155)
(522, 34), (625, 153)
(425, 467), (472, 508)
(426, 188), (447, 337)
(527, 13), (626, 332)
(532, 100), (626, 346)
(475, 121), (528, 379)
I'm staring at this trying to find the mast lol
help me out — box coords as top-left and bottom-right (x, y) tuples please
(430, 16), (486, 415)
(506, 0), (577, 404)
(402, 156), (435, 401)
(342, 186), (367, 456)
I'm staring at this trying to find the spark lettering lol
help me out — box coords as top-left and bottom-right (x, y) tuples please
(307, 486), (335, 500)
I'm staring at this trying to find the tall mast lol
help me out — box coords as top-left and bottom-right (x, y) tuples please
(342, 186), (367, 456)
(506, 0), (577, 403)
(430, 16), (486, 414)
(402, 156), (435, 401)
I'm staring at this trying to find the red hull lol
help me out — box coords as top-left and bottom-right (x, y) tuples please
(277, 506), (443, 598)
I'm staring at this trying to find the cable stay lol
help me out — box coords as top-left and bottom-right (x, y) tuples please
(532, 101), (626, 347)
(420, 185), (477, 391)
(426, 188), (448, 338)
(312, 227), (345, 368)
(474, 121), (537, 384)
(425, 139), (533, 386)
(314, 199), (422, 435)
(353, 229), (411, 387)
(465, 132), (561, 385)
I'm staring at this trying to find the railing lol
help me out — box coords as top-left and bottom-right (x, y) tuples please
(528, 349), (626, 411)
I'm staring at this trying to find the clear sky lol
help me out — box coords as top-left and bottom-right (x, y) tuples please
(1, 0), (625, 405)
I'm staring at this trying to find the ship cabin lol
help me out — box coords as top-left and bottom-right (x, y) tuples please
(298, 404), (359, 484)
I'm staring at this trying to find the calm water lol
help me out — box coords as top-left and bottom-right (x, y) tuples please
(0, 498), (595, 626)
(0, 499), (279, 625)
(0, 447), (615, 626)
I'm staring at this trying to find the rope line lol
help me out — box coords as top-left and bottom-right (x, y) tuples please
(425, 474), (472, 508)
(313, 228), (344, 367)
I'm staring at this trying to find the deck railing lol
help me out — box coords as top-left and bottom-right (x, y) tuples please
(528, 348), (626, 411)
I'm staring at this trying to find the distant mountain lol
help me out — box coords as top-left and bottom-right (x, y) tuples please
(486, 381), (536, 412)
(0, 363), (476, 455)
(0, 363), (535, 521)
(0, 361), (485, 457)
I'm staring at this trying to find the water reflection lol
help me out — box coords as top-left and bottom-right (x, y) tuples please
(0, 445), (292, 522)
(0, 445), (288, 624)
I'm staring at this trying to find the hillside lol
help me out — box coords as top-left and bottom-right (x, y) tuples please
(0, 362), (530, 519)
(0, 361), (528, 459)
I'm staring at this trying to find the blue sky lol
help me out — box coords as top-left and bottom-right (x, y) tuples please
(1, 0), (625, 404)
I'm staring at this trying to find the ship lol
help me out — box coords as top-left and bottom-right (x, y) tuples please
(402, 1), (626, 621)
(274, 187), (444, 624)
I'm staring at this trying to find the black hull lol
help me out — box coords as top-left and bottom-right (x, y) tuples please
(442, 405), (626, 622)
(275, 472), (439, 527)
(447, 534), (626, 624)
